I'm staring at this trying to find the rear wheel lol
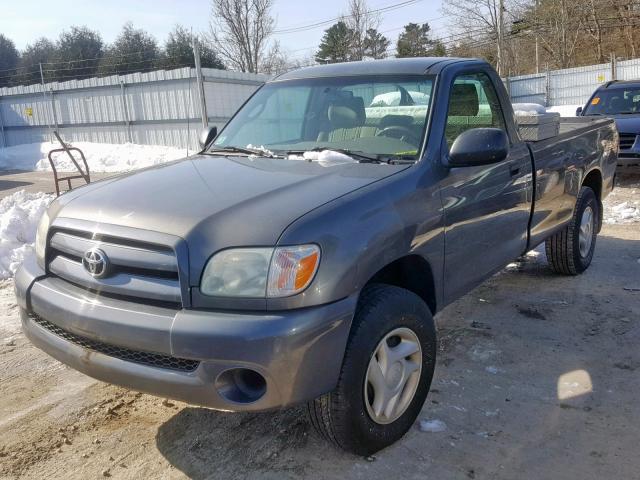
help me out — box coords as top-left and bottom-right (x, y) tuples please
(307, 284), (436, 456)
(545, 186), (599, 275)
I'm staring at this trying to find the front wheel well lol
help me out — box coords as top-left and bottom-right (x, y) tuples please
(365, 255), (437, 315)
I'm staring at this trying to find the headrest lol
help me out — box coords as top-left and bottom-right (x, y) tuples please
(609, 96), (627, 111)
(328, 96), (366, 129)
(449, 84), (479, 116)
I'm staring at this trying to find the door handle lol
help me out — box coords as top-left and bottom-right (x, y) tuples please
(509, 165), (520, 176)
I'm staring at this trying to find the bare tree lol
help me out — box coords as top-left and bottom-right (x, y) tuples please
(209, 0), (275, 73)
(611, 0), (637, 58)
(530, 0), (584, 69)
(260, 41), (288, 75)
(345, 0), (381, 61)
(584, 0), (605, 63)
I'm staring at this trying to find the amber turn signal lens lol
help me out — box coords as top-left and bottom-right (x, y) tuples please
(267, 245), (320, 297)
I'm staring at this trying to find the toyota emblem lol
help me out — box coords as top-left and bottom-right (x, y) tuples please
(82, 248), (110, 278)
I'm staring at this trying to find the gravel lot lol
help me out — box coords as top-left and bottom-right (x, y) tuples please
(0, 173), (638, 480)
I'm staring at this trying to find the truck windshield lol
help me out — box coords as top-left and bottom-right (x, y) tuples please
(584, 87), (640, 115)
(211, 75), (434, 161)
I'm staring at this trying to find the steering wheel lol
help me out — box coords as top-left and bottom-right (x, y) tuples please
(376, 125), (420, 145)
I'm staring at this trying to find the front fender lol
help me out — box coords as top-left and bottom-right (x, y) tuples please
(268, 165), (445, 311)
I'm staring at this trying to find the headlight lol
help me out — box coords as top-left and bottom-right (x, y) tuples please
(200, 244), (320, 298)
(35, 210), (50, 269)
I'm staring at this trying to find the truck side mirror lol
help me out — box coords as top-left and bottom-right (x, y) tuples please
(447, 128), (509, 167)
(576, 106), (583, 116)
(199, 126), (218, 150)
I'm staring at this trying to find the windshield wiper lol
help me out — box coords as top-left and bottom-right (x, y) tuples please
(286, 147), (382, 163)
(616, 111), (640, 115)
(207, 146), (279, 158)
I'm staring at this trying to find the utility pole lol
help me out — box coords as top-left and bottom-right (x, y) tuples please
(192, 39), (208, 130)
(535, 0), (539, 74)
(497, 0), (505, 76)
(39, 63), (54, 141)
(610, 52), (617, 81)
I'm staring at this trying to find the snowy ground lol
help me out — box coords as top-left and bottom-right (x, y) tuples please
(0, 142), (187, 173)
(546, 104), (581, 116)
(0, 191), (53, 280)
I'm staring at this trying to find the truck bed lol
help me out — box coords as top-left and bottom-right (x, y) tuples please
(524, 116), (617, 248)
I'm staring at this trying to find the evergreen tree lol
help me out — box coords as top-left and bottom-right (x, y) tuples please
(0, 34), (19, 87)
(18, 38), (57, 84)
(316, 22), (353, 64)
(164, 25), (225, 70)
(55, 26), (104, 80)
(99, 23), (160, 75)
(396, 23), (446, 58)
(363, 28), (390, 59)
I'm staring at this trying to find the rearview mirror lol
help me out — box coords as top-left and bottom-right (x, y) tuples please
(448, 128), (509, 167)
(199, 126), (218, 150)
(576, 106), (583, 116)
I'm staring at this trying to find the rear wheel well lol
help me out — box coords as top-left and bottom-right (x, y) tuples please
(583, 169), (602, 201)
(582, 169), (603, 230)
(366, 255), (437, 314)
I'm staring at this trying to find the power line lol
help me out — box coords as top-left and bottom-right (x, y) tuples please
(273, 0), (424, 34)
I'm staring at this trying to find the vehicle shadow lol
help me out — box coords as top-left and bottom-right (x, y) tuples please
(0, 179), (32, 192)
(155, 405), (347, 479)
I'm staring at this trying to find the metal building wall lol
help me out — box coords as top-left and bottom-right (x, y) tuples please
(0, 67), (268, 150)
(508, 57), (640, 107)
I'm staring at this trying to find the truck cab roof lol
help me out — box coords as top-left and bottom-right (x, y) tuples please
(274, 57), (485, 81)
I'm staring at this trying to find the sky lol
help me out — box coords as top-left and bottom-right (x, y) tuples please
(0, 0), (448, 62)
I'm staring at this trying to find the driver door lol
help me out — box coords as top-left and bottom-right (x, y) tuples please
(440, 71), (532, 304)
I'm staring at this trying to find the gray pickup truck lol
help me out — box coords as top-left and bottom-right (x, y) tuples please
(16, 58), (617, 455)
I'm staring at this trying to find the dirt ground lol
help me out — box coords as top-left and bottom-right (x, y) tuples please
(0, 173), (638, 480)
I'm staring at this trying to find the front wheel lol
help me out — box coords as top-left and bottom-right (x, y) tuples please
(307, 284), (436, 456)
(545, 186), (599, 275)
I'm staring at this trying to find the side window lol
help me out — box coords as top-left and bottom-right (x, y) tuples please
(445, 72), (506, 148)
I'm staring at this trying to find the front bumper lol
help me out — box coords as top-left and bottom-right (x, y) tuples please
(16, 256), (356, 411)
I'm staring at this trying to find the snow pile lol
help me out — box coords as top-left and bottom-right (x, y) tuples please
(288, 150), (356, 166)
(0, 142), (187, 173)
(0, 190), (53, 279)
(603, 200), (640, 224)
(370, 91), (430, 107)
(246, 144), (276, 158)
(546, 105), (582, 117)
(512, 103), (546, 115)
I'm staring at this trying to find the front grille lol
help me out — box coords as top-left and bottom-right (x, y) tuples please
(619, 133), (637, 150)
(47, 228), (182, 306)
(30, 314), (200, 373)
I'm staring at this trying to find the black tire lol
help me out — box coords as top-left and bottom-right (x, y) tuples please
(545, 186), (599, 275)
(307, 284), (436, 456)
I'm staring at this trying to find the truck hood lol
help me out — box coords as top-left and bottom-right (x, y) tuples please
(612, 115), (640, 134)
(55, 154), (407, 269)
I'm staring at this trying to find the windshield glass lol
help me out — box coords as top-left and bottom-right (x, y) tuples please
(212, 75), (435, 161)
(584, 87), (640, 115)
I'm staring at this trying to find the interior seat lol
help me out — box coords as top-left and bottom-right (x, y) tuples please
(445, 84), (484, 146)
(318, 96), (377, 142)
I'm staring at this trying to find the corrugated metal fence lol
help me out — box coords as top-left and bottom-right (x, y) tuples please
(3, 57), (640, 150)
(507, 57), (640, 107)
(0, 67), (268, 150)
